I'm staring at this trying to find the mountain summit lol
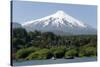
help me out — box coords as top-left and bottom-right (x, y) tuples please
(22, 10), (96, 35)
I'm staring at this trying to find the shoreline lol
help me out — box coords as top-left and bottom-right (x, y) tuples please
(13, 57), (97, 66)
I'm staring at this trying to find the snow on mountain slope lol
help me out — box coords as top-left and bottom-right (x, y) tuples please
(22, 10), (96, 35)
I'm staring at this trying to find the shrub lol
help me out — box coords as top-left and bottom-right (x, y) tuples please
(50, 47), (66, 58)
(79, 46), (97, 57)
(64, 49), (77, 58)
(79, 52), (84, 57)
(26, 49), (52, 60)
(16, 47), (39, 59)
(85, 47), (96, 56)
(53, 50), (65, 58)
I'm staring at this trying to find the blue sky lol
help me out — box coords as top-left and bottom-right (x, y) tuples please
(12, 1), (97, 28)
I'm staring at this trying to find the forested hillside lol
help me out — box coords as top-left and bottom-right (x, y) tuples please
(12, 28), (97, 60)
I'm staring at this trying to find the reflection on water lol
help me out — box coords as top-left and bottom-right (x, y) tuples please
(13, 57), (97, 66)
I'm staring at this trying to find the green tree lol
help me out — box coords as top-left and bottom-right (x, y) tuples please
(16, 47), (39, 59)
(26, 49), (52, 60)
(64, 49), (77, 58)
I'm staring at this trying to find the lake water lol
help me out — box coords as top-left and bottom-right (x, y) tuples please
(13, 57), (97, 66)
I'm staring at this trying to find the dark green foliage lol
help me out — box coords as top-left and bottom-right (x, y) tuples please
(53, 49), (65, 58)
(16, 47), (39, 59)
(79, 46), (97, 57)
(12, 28), (30, 52)
(26, 49), (52, 60)
(12, 28), (97, 60)
(64, 49), (77, 58)
(50, 47), (66, 58)
(13, 28), (27, 38)
(12, 38), (26, 50)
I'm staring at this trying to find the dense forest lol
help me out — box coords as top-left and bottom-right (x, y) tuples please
(12, 28), (97, 60)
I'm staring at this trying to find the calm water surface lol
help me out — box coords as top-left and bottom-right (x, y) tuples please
(13, 57), (97, 66)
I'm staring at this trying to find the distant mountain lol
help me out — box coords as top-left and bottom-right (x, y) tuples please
(22, 10), (96, 35)
(12, 22), (22, 29)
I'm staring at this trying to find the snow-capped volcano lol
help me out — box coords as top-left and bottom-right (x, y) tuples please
(22, 10), (96, 35)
